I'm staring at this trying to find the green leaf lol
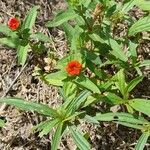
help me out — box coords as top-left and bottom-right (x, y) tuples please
(0, 119), (5, 127)
(80, 0), (91, 8)
(129, 41), (138, 64)
(72, 90), (91, 111)
(109, 39), (128, 62)
(116, 121), (144, 130)
(62, 22), (74, 44)
(126, 76), (143, 93)
(0, 24), (17, 37)
(0, 37), (19, 48)
(84, 115), (99, 124)
(121, 0), (137, 14)
(70, 25), (84, 53)
(39, 119), (60, 137)
(95, 112), (149, 125)
(33, 118), (60, 137)
(135, 0), (150, 11)
(129, 99), (150, 116)
(84, 50), (102, 65)
(22, 6), (39, 31)
(135, 132), (150, 150)
(44, 71), (67, 86)
(63, 81), (77, 101)
(0, 98), (58, 117)
(33, 119), (50, 132)
(82, 95), (98, 107)
(64, 111), (85, 122)
(69, 126), (91, 150)
(51, 123), (63, 150)
(128, 16), (150, 36)
(62, 90), (91, 115)
(140, 60), (150, 67)
(17, 44), (29, 66)
(75, 76), (100, 93)
(57, 52), (83, 69)
(46, 9), (78, 27)
(30, 32), (52, 42)
(125, 104), (134, 114)
(135, 67), (143, 76)
(104, 92), (124, 105)
(88, 33), (108, 44)
(115, 69), (127, 97)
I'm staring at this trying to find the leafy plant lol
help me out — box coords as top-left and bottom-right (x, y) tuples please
(0, 0), (150, 149)
(0, 6), (51, 65)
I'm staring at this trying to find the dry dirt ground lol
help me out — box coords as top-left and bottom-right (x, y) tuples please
(0, 0), (150, 150)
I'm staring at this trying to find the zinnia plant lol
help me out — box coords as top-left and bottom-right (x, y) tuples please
(0, 1), (150, 150)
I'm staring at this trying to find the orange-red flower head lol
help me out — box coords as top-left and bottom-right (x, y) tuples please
(8, 17), (20, 30)
(66, 60), (82, 76)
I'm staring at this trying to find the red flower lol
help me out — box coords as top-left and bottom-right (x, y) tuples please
(8, 18), (20, 30)
(66, 60), (82, 76)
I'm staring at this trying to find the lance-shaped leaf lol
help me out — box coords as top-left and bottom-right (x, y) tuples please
(30, 32), (52, 43)
(69, 126), (91, 150)
(0, 98), (58, 117)
(140, 60), (150, 67)
(126, 76), (143, 93)
(51, 122), (64, 150)
(80, 0), (91, 8)
(135, 0), (150, 11)
(129, 99), (150, 116)
(95, 112), (149, 125)
(128, 16), (150, 36)
(38, 119), (60, 138)
(115, 69), (127, 97)
(129, 41), (138, 64)
(84, 115), (99, 124)
(121, 0), (137, 14)
(0, 24), (18, 37)
(46, 9), (78, 27)
(63, 81), (77, 101)
(116, 121), (144, 130)
(61, 90), (91, 115)
(22, 6), (39, 31)
(64, 111), (85, 122)
(135, 132), (150, 150)
(17, 44), (29, 66)
(0, 37), (19, 48)
(44, 71), (67, 86)
(62, 22), (74, 44)
(109, 39), (128, 62)
(68, 90), (91, 113)
(75, 76), (100, 93)
(89, 33), (108, 44)
(103, 92), (124, 105)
